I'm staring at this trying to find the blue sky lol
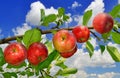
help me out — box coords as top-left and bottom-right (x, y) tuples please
(0, 0), (120, 78)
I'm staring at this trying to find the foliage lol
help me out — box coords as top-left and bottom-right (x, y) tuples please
(0, 4), (120, 78)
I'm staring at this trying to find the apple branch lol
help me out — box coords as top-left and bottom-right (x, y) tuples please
(0, 27), (94, 44)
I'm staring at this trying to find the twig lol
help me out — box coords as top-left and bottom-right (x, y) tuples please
(113, 29), (120, 34)
(42, 70), (54, 78)
(0, 27), (93, 44)
(90, 31), (101, 41)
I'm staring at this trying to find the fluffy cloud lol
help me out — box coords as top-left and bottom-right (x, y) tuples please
(118, 0), (120, 4)
(26, 1), (58, 26)
(12, 23), (31, 36)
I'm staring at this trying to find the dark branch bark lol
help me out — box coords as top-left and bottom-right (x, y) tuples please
(0, 27), (93, 44)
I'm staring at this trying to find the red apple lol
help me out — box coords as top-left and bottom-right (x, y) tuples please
(72, 26), (90, 43)
(27, 42), (48, 65)
(93, 13), (114, 34)
(60, 45), (77, 58)
(52, 29), (76, 53)
(4, 42), (27, 66)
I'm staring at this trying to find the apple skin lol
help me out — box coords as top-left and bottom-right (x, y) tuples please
(93, 13), (114, 34)
(52, 30), (76, 53)
(72, 26), (90, 43)
(27, 42), (48, 65)
(4, 42), (27, 66)
(60, 45), (77, 58)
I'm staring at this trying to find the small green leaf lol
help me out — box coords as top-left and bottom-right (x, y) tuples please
(112, 32), (120, 44)
(55, 59), (67, 69)
(23, 28), (41, 48)
(102, 31), (111, 41)
(107, 46), (120, 62)
(37, 50), (59, 70)
(45, 41), (54, 53)
(0, 47), (5, 66)
(42, 14), (57, 26)
(3, 72), (17, 78)
(86, 41), (94, 57)
(16, 37), (22, 43)
(83, 10), (92, 26)
(109, 4), (120, 18)
(99, 45), (105, 54)
(57, 68), (77, 76)
(40, 9), (45, 22)
(58, 7), (65, 17)
(63, 15), (70, 21)
(7, 62), (27, 68)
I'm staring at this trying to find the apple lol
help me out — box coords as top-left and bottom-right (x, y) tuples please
(52, 29), (76, 53)
(4, 42), (27, 66)
(72, 26), (90, 43)
(93, 13), (114, 34)
(60, 45), (77, 58)
(27, 42), (48, 65)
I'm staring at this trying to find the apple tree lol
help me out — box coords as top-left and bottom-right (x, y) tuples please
(0, 4), (120, 78)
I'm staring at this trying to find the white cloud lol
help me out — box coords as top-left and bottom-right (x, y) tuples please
(72, 1), (82, 9)
(12, 23), (32, 36)
(26, 1), (58, 26)
(118, 0), (120, 4)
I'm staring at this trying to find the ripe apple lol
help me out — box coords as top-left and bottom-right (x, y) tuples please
(60, 45), (77, 58)
(52, 29), (76, 53)
(4, 42), (27, 66)
(27, 42), (48, 65)
(72, 26), (90, 43)
(93, 13), (114, 34)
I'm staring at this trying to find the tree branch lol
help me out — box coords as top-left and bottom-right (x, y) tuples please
(0, 27), (93, 44)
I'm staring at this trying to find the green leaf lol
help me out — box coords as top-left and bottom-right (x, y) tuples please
(55, 59), (67, 69)
(57, 68), (77, 76)
(40, 9), (45, 22)
(112, 32), (120, 44)
(3, 72), (17, 78)
(45, 41), (54, 53)
(0, 47), (5, 66)
(42, 14), (57, 26)
(83, 10), (92, 26)
(109, 4), (120, 18)
(107, 46), (120, 62)
(99, 45), (105, 54)
(63, 15), (70, 21)
(58, 7), (65, 17)
(23, 28), (41, 48)
(37, 50), (59, 70)
(102, 31), (111, 41)
(86, 41), (94, 57)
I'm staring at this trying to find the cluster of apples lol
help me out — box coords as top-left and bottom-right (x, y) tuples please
(53, 13), (114, 58)
(3, 13), (114, 66)
(4, 42), (48, 66)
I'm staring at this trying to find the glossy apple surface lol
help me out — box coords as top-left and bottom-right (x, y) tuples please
(72, 26), (90, 43)
(53, 29), (76, 53)
(4, 42), (27, 66)
(93, 13), (114, 34)
(27, 42), (48, 65)
(60, 45), (77, 58)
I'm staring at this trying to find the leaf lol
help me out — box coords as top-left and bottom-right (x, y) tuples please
(102, 31), (111, 41)
(45, 41), (54, 53)
(58, 7), (65, 17)
(23, 28), (41, 48)
(42, 14), (57, 26)
(55, 59), (67, 69)
(63, 15), (70, 21)
(37, 50), (59, 70)
(0, 47), (5, 66)
(57, 68), (77, 76)
(107, 46), (120, 62)
(3, 72), (17, 78)
(99, 45), (105, 54)
(83, 10), (92, 26)
(40, 9), (45, 22)
(86, 41), (94, 57)
(109, 4), (120, 18)
(112, 32), (120, 44)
